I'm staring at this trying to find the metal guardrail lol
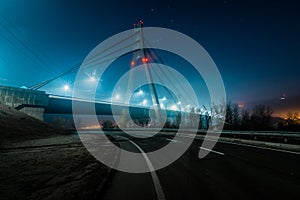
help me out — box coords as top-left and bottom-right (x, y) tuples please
(86, 128), (300, 145)
(78, 128), (300, 136)
(74, 128), (300, 147)
(216, 130), (300, 145)
(220, 130), (300, 138)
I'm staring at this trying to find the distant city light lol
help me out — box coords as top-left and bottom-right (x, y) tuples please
(160, 103), (165, 109)
(238, 104), (244, 108)
(161, 97), (166, 101)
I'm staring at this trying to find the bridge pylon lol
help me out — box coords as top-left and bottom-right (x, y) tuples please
(124, 20), (163, 126)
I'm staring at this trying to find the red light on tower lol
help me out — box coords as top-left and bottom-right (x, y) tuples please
(142, 57), (149, 63)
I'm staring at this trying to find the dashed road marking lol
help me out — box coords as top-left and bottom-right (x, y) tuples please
(199, 146), (224, 155)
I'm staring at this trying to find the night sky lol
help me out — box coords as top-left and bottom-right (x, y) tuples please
(0, 0), (299, 116)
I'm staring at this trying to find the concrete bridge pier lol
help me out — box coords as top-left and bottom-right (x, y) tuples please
(0, 85), (49, 121)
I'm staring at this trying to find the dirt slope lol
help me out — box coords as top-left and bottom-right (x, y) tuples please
(0, 104), (66, 145)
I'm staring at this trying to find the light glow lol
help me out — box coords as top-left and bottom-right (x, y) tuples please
(142, 57), (149, 63)
(138, 90), (143, 95)
(130, 60), (135, 66)
(89, 76), (97, 82)
(142, 99), (147, 106)
(64, 84), (70, 91)
(115, 94), (120, 100)
(170, 104), (178, 111)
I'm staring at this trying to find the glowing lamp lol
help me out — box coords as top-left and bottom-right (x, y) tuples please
(130, 60), (135, 66)
(64, 85), (69, 91)
(142, 57), (149, 63)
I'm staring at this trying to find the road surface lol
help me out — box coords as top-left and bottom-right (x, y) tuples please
(100, 132), (300, 200)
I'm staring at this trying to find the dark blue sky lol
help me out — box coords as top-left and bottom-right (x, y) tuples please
(0, 0), (299, 114)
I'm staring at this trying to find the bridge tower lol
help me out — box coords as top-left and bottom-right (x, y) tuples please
(126, 20), (160, 108)
(125, 20), (162, 125)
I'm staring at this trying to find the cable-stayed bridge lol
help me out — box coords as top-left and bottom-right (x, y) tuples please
(0, 20), (210, 128)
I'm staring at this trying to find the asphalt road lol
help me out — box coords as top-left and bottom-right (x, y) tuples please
(100, 132), (300, 200)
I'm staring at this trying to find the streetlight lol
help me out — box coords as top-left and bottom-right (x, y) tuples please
(159, 97), (167, 108)
(142, 99), (147, 106)
(115, 94), (120, 100)
(85, 71), (98, 83)
(89, 76), (97, 82)
(63, 84), (70, 97)
(170, 104), (178, 111)
(138, 90), (143, 95)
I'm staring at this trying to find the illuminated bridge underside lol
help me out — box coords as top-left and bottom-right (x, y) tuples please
(45, 96), (180, 120)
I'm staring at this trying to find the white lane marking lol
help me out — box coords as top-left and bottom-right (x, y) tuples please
(199, 147), (224, 155)
(128, 140), (166, 200)
(165, 138), (182, 143)
(184, 135), (300, 155)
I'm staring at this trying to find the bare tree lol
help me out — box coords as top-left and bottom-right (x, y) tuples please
(232, 103), (240, 129)
(225, 102), (233, 128)
(241, 109), (251, 130)
(224, 102), (240, 130)
(251, 105), (273, 130)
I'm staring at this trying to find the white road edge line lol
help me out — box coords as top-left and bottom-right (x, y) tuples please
(207, 138), (300, 155)
(199, 147), (224, 155)
(184, 135), (300, 155)
(128, 140), (166, 200)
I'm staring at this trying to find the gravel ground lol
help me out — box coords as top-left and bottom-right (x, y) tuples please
(0, 104), (111, 200)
